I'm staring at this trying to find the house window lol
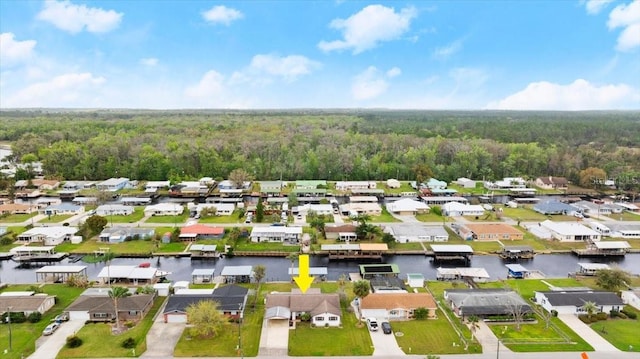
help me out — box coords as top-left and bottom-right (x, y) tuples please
(94, 313), (108, 318)
(390, 310), (399, 315)
(315, 316), (324, 321)
(329, 316), (338, 321)
(129, 311), (138, 315)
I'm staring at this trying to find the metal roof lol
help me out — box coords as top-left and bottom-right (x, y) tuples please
(430, 244), (473, 253)
(221, 266), (253, 276)
(593, 241), (630, 249)
(36, 265), (87, 273)
(505, 264), (530, 272)
(287, 267), (328, 276)
(191, 268), (216, 276)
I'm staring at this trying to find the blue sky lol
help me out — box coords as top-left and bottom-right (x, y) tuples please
(1, 0), (639, 110)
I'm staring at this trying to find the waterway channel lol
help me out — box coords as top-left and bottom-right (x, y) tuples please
(1, 253), (639, 285)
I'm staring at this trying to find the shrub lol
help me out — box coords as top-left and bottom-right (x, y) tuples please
(578, 315), (592, 324)
(596, 312), (608, 321)
(414, 307), (429, 320)
(621, 310), (637, 319)
(27, 311), (42, 323)
(121, 337), (136, 349)
(1, 312), (26, 324)
(551, 310), (558, 317)
(618, 312), (628, 319)
(300, 313), (311, 322)
(610, 309), (620, 318)
(0, 236), (14, 245)
(66, 335), (83, 348)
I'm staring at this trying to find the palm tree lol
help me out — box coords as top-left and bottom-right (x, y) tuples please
(109, 286), (131, 332)
(352, 280), (370, 326)
(583, 301), (598, 320)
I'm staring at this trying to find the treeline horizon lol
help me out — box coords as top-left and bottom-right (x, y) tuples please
(0, 110), (639, 191)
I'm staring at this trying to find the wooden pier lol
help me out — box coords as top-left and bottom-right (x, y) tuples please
(572, 241), (630, 257)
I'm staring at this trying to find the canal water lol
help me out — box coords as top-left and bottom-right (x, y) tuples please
(1, 253), (639, 285)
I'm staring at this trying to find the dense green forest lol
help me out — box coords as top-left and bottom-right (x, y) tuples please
(0, 110), (639, 189)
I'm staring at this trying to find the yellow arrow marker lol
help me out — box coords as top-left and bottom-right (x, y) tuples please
(293, 254), (314, 294)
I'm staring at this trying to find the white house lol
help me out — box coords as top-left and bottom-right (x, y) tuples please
(145, 181), (170, 191)
(442, 202), (485, 217)
(340, 202), (382, 216)
(189, 203), (235, 216)
(360, 293), (437, 321)
(297, 203), (333, 216)
(607, 223), (640, 239)
(17, 226), (79, 246)
(265, 289), (341, 328)
(621, 289), (640, 310)
(144, 203), (184, 216)
(484, 177), (526, 189)
(335, 181), (377, 191)
(534, 290), (624, 315)
(386, 179), (401, 189)
(96, 177), (131, 192)
(454, 177), (476, 189)
(96, 204), (134, 216)
(539, 220), (601, 242)
(384, 224), (448, 243)
(40, 203), (84, 216)
(250, 226), (303, 243)
(386, 198), (430, 215)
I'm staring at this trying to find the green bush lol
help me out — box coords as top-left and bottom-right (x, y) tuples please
(596, 312), (608, 321)
(618, 311), (628, 319)
(66, 335), (83, 348)
(121, 337), (136, 349)
(27, 311), (42, 323)
(551, 310), (558, 317)
(621, 309), (637, 319)
(578, 315), (592, 324)
(1, 312), (26, 324)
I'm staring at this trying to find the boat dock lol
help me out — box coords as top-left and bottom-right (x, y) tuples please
(572, 241), (630, 257)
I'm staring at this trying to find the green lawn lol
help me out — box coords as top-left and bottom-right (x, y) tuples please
(370, 209), (401, 223)
(234, 240), (300, 253)
(198, 215), (238, 224)
(154, 242), (188, 253)
(589, 307), (640, 352)
(605, 211), (640, 221)
(288, 312), (373, 356)
(501, 206), (549, 221)
(0, 213), (37, 223)
(382, 182), (416, 194)
(415, 212), (450, 223)
(393, 310), (482, 355)
(144, 212), (190, 224)
(55, 238), (155, 255)
(38, 214), (74, 224)
(0, 284), (85, 359)
(58, 297), (165, 358)
(105, 207), (145, 223)
(490, 317), (593, 352)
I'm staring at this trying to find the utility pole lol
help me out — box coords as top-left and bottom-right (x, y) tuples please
(7, 306), (12, 351)
(237, 303), (243, 359)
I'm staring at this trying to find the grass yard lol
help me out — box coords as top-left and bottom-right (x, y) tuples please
(105, 207), (145, 223)
(55, 238), (155, 255)
(0, 213), (37, 223)
(415, 212), (450, 223)
(288, 312), (373, 356)
(154, 241), (188, 253)
(501, 207), (549, 222)
(589, 307), (640, 352)
(174, 305), (263, 357)
(490, 317), (593, 352)
(58, 297), (165, 358)
(392, 242), (426, 251)
(370, 209), (401, 223)
(605, 211), (640, 221)
(144, 212), (190, 224)
(0, 284), (85, 359)
(38, 214), (74, 224)
(393, 311), (482, 355)
(234, 240), (300, 253)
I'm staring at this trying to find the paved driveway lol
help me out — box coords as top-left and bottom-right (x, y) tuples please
(368, 320), (404, 356)
(29, 319), (85, 359)
(259, 318), (288, 356)
(557, 314), (619, 352)
(142, 312), (184, 357)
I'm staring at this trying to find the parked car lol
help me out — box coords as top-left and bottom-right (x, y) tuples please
(366, 317), (378, 331)
(53, 313), (69, 323)
(43, 322), (60, 336)
(381, 321), (392, 334)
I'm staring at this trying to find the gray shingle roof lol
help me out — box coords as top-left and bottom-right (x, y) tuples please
(538, 291), (623, 307)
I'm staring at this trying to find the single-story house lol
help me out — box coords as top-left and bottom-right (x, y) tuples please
(40, 203), (84, 216)
(533, 201), (579, 215)
(66, 289), (155, 322)
(360, 293), (437, 321)
(539, 220), (601, 242)
(535, 176), (569, 190)
(340, 202), (382, 216)
(572, 201), (624, 216)
(621, 289), (640, 310)
(0, 203), (35, 215)
(96, 177), (132, 192)
(259, 181), (283, 194)
(444, 288), (532, 319)
(459, 223), (524, 241)
(14, 179), (60, 191)
(96, 204), (134, 216)
(99, 227), (155, 243)
(144, 203), (184, 216)
(534, 290), (624, 315)
(421, 196), (468, 206)
(17, 226), (79, 246)
(180, 224), (224, 241)
(384, 224), (448, 243)
(386, 179), (401, 189)
(335, 181), (376, 191)
(250, 226), (302, 243)
(608, 223), (640, 239)
(0, 293), (56, 316)
(294, 180), (327, 190)
(324, 224), (358, 240)
(162, 284), (248, 323)
(484, 177), (526, 190)
(189, 203), (235, 216)
(454, 177), (476, 189)
(442, 202), (485, 217)
(386, 198), (430, 215)
(145, 181), (170, 191)
(297, 203), (333, 216)
(265, 289), (341, 327)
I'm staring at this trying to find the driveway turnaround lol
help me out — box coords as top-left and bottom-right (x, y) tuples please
(142, 312), (185, 357)
(29, 319), (85, 359)
(557, 314), (619, 352)
(259, 318), (289, 356)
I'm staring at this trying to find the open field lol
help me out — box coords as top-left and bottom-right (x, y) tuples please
(0, 213), (37, 223)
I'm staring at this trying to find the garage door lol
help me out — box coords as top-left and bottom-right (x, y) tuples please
(165, 313), (187, 323)
(68, 311), (90, 321)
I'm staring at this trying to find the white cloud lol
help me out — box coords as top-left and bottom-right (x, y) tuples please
(4, 72), (106, 107)
(351, 66), (401, 100)
(584, 0), (614, 14)
(139, 58), (158, 66)
(184, 70), (225, 98)
(449, 67), (488, 90)
(37, 0), (122, 34)
(607, 0), (640, 51)
(318, 5), (416, 54)
(433, 39), (463, 60)
(487, 79), (640, 110)
(0, 33), (36, 66)
(248, 54), (321, 81)
(386, 67), (401, 78)
(202, 5), (243, 25)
